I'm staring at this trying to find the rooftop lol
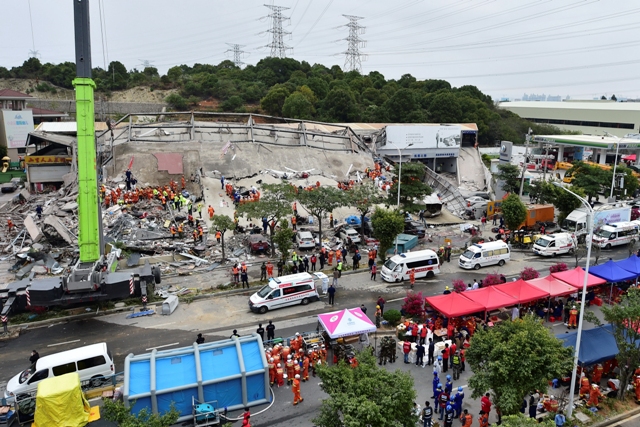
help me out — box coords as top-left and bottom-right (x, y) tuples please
(0, 88), (32, 99)
(499, 101), (640, 112)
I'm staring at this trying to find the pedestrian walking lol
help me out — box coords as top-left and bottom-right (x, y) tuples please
(332, 268), (339, 286)
(480, 215), (486, 230)
(310, 254), (317, 271)
(266, 320), (275, 341)
(416, 342), (425, 366)
(444, 243), (451, 263)
(256, 323), (265, 341)
(409, 268), (416, 288)
(260, 262), (267, 281)
(422, 401), (433, 427)
(441, 343), (450, 372)
(481, 393), (492, 418)
(35, 205), (43, 219)
(360, 304), (367, 314)
(370, 263), (377, 280)
(328, 284), (336, 305)
(377, 295), (385, 315)
(241, 270), (249, 289)
(221, 175), (225, 189)
(427, 338), (435, 365)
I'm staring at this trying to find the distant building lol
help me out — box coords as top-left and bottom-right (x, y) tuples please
(498, 100), (640, 138)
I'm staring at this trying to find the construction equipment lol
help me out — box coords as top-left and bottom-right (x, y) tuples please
(0, 0), (160, 328)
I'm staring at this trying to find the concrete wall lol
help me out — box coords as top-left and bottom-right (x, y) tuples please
(29, 99), (166, 116)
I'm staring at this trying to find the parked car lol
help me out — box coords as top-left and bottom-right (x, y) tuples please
(1, 181), (17, 193)
(338, 226), (361, 244)
(404, 221), (426, 239)
(244, 234), (270, 253)
(296, 231), (315, 250)
(465, 196), (489, 205)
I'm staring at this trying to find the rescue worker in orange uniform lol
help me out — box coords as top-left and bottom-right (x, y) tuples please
(587, 384), (603, 407)
(208, 205), (214, 220)
(292, 374), (303, 405)
(192, 229), (198, 243)
(181, 175), (186, 190)
(266, 261), (274, 278)
(291, 215), (297, 230)
(275, 363), (284, 387)
(170, 225), (176, 239)
(634, 375), (640, 402)
(215, 230), (221, 243)
(286, 355), (295, 385)
(579, 375), (591, 397)
(293, 358), (301, 379)
(328, 250), (334, 266)
(319, 344), (327, 364)
(568, 305), (578, 329)
(268, 358), (276, 386)
(7, 219), (14, 233)
(282, 345), (291, 360)
(302, 355), (310, 382)
(291, 333), (301, 353)
(592, 363), (603, 384)
(409, 268), (416, 288)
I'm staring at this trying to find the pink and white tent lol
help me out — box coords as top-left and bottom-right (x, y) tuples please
(317, 308), (377, 339)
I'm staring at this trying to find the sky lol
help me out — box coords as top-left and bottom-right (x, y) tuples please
(1, 0), (639, 101)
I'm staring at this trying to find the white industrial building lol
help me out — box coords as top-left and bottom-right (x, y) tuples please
(498, 101), (640, 138)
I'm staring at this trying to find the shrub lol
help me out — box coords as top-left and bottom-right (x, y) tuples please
(452, 279), (466, 293)
(549, 262), (568, 273)
(383, 309), (402, 326)
(520, 267), (540, 281)
(401, 291), (424, 319)
(483, 272), (503, 286)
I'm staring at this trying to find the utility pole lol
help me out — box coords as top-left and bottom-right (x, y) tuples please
(263, 4), (292, 58)
(519, 128), (532, 197)
(340, 15), (366, 72)
(225, 43), (247, 67)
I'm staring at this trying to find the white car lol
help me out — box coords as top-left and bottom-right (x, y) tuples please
(465, 196), (488, 205)
(296, 231), (315, 249)
(339, 227), (361, 244)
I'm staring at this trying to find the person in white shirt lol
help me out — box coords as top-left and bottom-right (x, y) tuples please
(472, 280), (479, 290)
(512, 306), (520, 321)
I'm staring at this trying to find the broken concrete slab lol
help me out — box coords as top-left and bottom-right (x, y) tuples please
(61, 202), (78, 212)
(24, 215), (43, 243)
(43, 215), (77, 246)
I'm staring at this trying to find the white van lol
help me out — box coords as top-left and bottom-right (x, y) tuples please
(380, 250), (440, 283)
(249, 272), (322, 314)
(593, 221), (639, 249)
(4, 343), (114, 400)
(459, 241), (510, 270)
(533, 233), (577, 257)
(296, 231), (315, 249)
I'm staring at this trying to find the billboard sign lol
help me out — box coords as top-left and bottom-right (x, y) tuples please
(385, 125), (461, 149)
(2, 110), (34, 148)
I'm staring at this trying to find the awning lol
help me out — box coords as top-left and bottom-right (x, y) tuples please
(461, 287), (518, 311)
(615, 255), (640, 275)
(425, 293), (485, 318)
(557, 324), (618, 365)
(552, 267), (608, 289)
(317, 307), (377, 339)
(622, 154), (636, 162)
(526, 275), (576, 297)
(494, 279), (550, 304)
(589, 259), (638, 283)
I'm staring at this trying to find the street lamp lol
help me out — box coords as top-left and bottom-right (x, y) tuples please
(395, 143), (414, 254)
(604, 131), (621, 200)
(553, 183), (593, 420)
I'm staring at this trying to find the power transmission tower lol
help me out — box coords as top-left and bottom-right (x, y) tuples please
(263, 4), (292, 58)
(138, 59), (155, 69)
(341, 15), (366, 72)
(225, 43), (247, 67)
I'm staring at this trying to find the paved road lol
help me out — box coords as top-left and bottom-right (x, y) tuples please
(0, 243), (632, 426)
(608, 411), (640, 427)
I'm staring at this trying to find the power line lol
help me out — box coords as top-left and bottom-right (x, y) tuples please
(263, 4), (292, 58)
(225, 43), (247, 67)
(27, 0), (38, 59)
(340, 15), (366, 73)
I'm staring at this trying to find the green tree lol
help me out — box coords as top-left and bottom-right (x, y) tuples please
(165, 94), (188, 111)
(371, 208), (405, 262)
(236, 183), (296, 256)
(103, 399), (179, 427)
(344, 183), (382, 242)
(527, 180), (556, 204)
(465, 315), (573, 416)
(220, 95), (244, 112)
(426, 91), (463, 123)
(282, 91), (315, 119)
(297, 186), (346, 241)
(553, 185), (585, 223)
(273, 219), (295, 263)
(313, 349), (417, 427)
(210, 214), (235, 260)
(585, 287), (640, 399)
(322, 88), (359, 122)
(501, 194), (527, 232)
(496, 163), (522, 194)
(569, 162), (608, 203)
(388, 162), (433, 212)
(260, 86), (290, 116)
(382, 88), (419, 122)
(500, 414), (555, 427)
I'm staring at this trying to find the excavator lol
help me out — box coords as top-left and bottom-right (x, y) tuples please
(0, 0), (161, 329)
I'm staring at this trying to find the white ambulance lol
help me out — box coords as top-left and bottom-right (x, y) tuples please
(532, 233), (577, 257)
(459, 241), (510, 270)
(593, 221), (639, 249)
(249, 272), (321, 314)
(380, 250), (440, 283)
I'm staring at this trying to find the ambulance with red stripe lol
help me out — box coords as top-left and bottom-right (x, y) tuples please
(593, 221), (639, 249)
(249, 272), (321, 314)
(381, 250), (440, 283)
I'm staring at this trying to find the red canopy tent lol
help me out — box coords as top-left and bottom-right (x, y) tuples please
(494, 279), (550, 304)
(526, 275), (576, 297)
(425, 293), (485, 318)
(462, 287), (519, 311)
(551, 267), (607, 289)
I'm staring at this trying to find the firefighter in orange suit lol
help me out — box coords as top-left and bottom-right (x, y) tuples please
(587, 384), (603, 407)
(634, 376), (640, 401)
(275, 363), (284, 387)
(292, 374), (303, 405)
(302, 355), (310, 382)
(579, 375), (590, 397)
(268, 358), (276, 386)
(568, 305), (578, 329)
(592, 363), (603, 384)
(286, 355), (295, 385)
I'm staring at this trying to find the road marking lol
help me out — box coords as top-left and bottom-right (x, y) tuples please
(47, 339), (80, 347)
(150, 322), (176, 328)
(145, 342), (180, 351)
(607, 411), (640, 426)
(387, 297), (405, 303)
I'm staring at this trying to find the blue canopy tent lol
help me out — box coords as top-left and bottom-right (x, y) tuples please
(557, 324), (618, 365)
(123, 334), (270, 423)
(616, 255), (640, 278)
(589, 259), (638, 304)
